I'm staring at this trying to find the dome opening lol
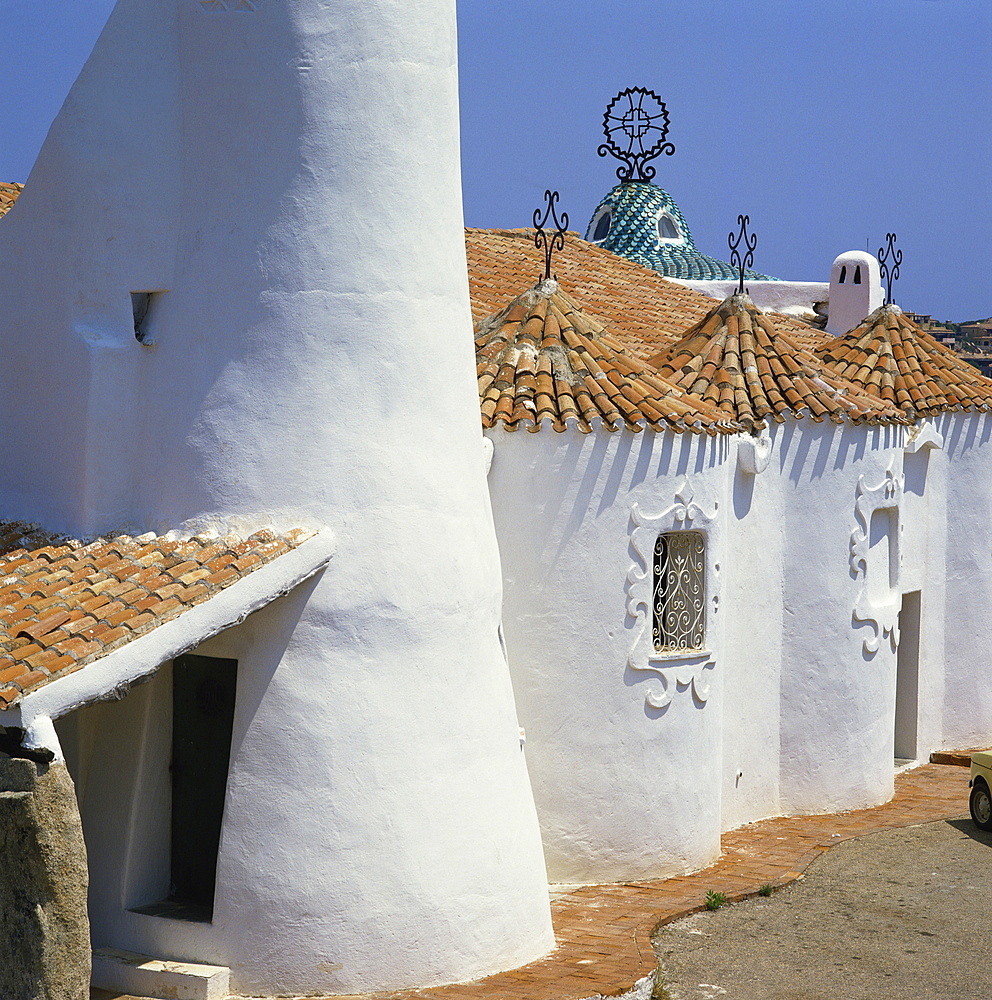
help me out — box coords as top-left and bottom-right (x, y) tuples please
(589, 207), (612, 243)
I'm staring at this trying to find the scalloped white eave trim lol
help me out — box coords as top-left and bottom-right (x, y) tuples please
(6, 530), (336, 747)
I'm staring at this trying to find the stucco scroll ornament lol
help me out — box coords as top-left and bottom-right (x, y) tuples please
(850, 466), (903, 655)
(627, 480), (718, 710)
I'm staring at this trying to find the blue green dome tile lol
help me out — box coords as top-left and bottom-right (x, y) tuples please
(586, 182), (777, 282)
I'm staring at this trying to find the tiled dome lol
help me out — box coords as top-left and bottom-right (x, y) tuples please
(585, 182), (776, 282)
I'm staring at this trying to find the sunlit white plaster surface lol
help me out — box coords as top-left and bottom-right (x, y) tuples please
(0, 0), (553, 993)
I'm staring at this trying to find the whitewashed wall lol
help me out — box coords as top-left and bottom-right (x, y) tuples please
(486, 426), (730, 883)
(486, 414), (970, 887)
(1, 0), (553, 994)
(719, 431), (784, 832)
(899, 420), (948, 760)
(775, 421), (906, 813)
(935, 413), (992, 749)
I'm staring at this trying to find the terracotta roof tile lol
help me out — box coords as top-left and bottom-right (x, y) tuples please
(0, 182), (22, 220)
(817, 305), (992, 417)
(476, 279), (740, 435)
(466, 227), (834, 364)
(0, 523), (314, 709)
(467, 228), (721, 362)
(647, 294), (908, 431)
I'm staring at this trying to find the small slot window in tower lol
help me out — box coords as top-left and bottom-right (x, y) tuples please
(653, 531), (705, 652)
(839, 265), (847, 284)
(854, 265), (862, 284)
(131, 291), (157, 344)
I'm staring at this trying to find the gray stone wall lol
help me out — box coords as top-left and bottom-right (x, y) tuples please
(0, 752), (90, 1000)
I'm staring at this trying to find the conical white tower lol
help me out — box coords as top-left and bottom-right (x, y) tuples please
(0, 1), (553, 993)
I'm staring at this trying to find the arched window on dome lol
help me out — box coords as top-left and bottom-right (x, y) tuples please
(656, 211), (684, 245)
(588, 206), (612, 243)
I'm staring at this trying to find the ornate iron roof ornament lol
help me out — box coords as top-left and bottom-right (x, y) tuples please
(534, 189), (568, 281)
(598, 87), (676, 184)
(878, 232), (901, 305)
(728, 214), (756, 295)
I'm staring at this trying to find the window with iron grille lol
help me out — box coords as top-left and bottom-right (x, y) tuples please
(653, 531), (705, 651)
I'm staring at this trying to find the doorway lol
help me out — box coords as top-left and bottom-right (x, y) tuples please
(894, 591), (921, 764)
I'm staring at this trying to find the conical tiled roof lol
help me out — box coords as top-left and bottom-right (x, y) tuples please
(647, 294), (908, 430)
(816, 305), (992, 417)
(476, 280), (740, 435)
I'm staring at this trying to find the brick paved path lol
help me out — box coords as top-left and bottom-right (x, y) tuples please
(94, 763), (970, 1000)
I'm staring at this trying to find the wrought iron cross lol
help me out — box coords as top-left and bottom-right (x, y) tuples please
(728, 215), (756, 295)
(878, 232), (901, 305)
(598, 87), (676, 184)
(534, 190), (568, 281)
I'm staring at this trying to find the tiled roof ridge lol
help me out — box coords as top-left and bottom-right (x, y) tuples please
(476, 279), (741, 436)
(0, 522), (315, 708)
(467, 226), (583, 240)
(647, 294), (909, 430)
(817, 304), (992, 418)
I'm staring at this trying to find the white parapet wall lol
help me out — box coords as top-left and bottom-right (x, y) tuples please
(670, 278), (829, 318)
(0, 0), (553, 994)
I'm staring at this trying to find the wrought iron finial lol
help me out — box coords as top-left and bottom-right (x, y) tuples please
(878, 232), (901, 305)
(728, 214), (757, 295)
(597, 87), (675, 184)
(533, 189), (568, 281)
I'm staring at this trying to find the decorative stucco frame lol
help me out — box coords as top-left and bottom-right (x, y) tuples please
(627, 479), (720, 709)
(850, 465), (903, 655)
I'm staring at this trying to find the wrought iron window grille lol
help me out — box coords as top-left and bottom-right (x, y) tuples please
(652, 531), (706, 652)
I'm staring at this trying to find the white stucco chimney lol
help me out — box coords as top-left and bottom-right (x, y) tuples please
(0, 0), (554, 994)
(826, 250), (884, 336)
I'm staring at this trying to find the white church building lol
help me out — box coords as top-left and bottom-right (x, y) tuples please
(1, 2), (990, 997)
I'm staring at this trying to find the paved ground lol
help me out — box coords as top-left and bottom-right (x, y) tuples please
(91, 762), (971, 1000)
(655, 815), (992, 1000)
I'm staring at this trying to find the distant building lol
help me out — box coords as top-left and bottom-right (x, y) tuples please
(960, 319), (992, 352)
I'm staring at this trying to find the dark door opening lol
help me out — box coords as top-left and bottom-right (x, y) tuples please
(132, 653), (237, 922)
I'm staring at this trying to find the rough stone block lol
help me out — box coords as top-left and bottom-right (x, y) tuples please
(0, 757), (90, 1000)
(0, 755), (38, 793)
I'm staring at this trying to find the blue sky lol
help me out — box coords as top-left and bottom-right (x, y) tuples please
(2, 0), (990, 321)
